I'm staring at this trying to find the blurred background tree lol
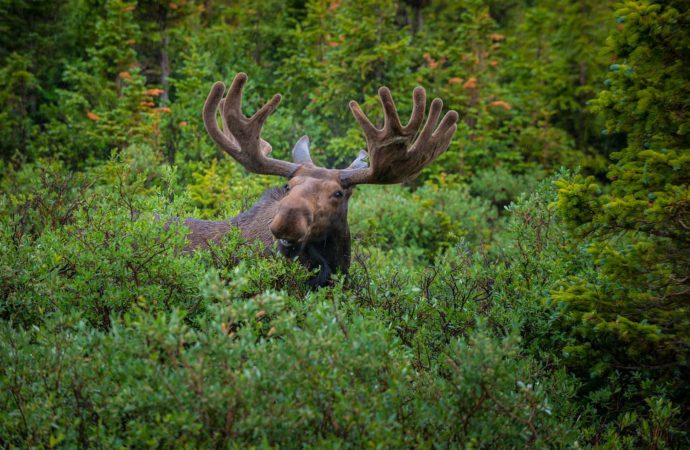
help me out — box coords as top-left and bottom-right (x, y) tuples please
(0, 0), (618, 175)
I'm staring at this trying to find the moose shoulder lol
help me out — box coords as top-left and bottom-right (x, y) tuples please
(186, 72), (458, 287)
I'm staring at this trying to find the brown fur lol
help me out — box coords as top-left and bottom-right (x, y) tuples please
(184, 167), (352, 287)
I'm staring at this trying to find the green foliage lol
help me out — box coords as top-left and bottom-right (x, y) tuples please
(349, 183), (497, 259)
(553, 1), (690, 444)
(469, 166), (543, 209)
(0, 159), (199, 330)
(0, 305), (575, 448)
(2, 0), (689, 448)
(0, 158), (580, 448)
(502, 0), (616, 171)
(186, 158), (277, 219)
(0, 53), (37, 161)
(1, 0), (613, 175)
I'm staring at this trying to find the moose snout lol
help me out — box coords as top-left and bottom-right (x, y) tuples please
(270, 204), (313, 243)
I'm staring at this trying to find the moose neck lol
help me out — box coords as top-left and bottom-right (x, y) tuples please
(229, 186), (286, 250)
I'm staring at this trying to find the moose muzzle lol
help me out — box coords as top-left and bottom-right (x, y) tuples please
(269, 201), (313, 246)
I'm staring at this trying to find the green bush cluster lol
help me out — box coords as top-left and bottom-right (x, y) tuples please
(2, 0), (689, 448)
(349, 183), (497, 259)
(1, 304), (575, 448)
(1, 159), (579, 448)
(2, 157), (686, 447)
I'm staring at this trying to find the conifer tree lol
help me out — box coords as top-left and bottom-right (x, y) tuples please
(277, 0), (417, 165)
(501, 0), (615, 173)
(554, 0), (690, 434)
(37, 0), (155, 164)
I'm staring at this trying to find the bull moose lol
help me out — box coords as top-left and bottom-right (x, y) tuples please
(184, 73), (458, 286)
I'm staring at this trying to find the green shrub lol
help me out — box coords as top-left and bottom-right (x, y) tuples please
(0, 303), (576, 448)
(0, 162), (203, 330)
(349, 184), (497, 259)
(469, 166), (543, 210)
(345, 178), (579, 383)
(186, 158), (277, 220)
(0, 161), (582, 448)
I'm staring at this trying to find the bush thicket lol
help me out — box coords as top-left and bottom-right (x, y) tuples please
(1, 0), (688, 448)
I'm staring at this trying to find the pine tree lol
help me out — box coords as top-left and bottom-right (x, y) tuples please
(0, 0), (75, 161)
(502, 0), (616, 173)
(37, 0), (156, 165)
(277, 0), (416, 165)
(554, 0), (690, 437)
(416, 0), (519, 175)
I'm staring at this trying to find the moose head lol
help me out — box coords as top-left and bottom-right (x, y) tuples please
(185, 72), (458, 286)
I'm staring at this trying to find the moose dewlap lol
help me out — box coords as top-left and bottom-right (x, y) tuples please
(185, 72), (458, 287)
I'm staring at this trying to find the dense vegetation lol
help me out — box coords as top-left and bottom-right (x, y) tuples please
(1, 0), (688, 447)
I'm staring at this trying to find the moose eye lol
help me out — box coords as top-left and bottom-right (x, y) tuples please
(333, 191), (344, 198)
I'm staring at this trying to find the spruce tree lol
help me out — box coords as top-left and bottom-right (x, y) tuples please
(554, 0), (690, 436)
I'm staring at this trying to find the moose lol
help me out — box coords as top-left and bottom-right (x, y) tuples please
(184, 73), (458, 286)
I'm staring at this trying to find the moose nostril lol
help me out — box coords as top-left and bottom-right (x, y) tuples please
(303, 208), (314, 226)
(269, 217), (284, 238)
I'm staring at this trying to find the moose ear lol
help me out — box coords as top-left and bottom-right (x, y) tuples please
(346, 150), (369, 170)
(292, 135), (312, 164)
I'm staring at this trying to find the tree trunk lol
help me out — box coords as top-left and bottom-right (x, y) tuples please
(160, 34), (170, 103)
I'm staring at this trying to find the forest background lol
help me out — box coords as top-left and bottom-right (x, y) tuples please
(1, 0), (689, 448)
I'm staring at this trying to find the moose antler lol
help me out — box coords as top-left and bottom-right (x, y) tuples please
(339, 86), (459, 186)
(203, 73), (300, 177)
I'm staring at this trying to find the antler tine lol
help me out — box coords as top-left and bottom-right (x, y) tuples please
(220, 94), (273, 156)
(339, 85), (458, 186)
(203, 81), (239, 152)
(405, 86), (427, 133)
(202, 73), (299, 177)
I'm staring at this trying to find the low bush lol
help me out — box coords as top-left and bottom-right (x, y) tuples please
(1, 159), (686, 448)
(349, 183), (497, 259)
(468, 166), (543, 210)
(0, 302), (576, 448)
